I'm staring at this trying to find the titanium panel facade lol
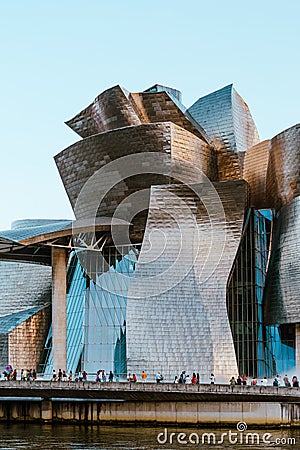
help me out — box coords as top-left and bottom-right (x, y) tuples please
(187, 84), (260, 181)
(0, 220), (72, 246)
(66, 83), (210, 144)
(266, 124), (300, 209)
(65, 85), (142, 138)
(0, 261), (51, 317)
(130, 90), (210, 143)
(126, 181), (248, 381)
(55, 122), (217, 223)
(264, 196), (300, 325)
(243, 140), (270, 209)
(144, 84), (183, 103)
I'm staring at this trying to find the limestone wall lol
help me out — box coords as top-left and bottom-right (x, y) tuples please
(8, 306), (50, 371)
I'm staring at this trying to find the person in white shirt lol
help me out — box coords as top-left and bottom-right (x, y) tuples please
(156, 372), (163, 383)
(261, 377), (268, 386)
(185, 375), (191, 384)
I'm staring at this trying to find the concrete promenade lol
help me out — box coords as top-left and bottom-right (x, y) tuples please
(0, 381), (300, 426)
(0, 380), (300, 402)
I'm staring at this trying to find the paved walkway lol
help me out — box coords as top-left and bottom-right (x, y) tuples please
(0, 381), (299, 402)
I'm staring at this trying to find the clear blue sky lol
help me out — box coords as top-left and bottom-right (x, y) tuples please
(0, 0), (299, 230)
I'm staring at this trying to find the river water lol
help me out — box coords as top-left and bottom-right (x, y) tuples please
(0, 424), (299, 449)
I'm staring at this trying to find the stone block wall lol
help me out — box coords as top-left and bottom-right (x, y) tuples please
(8, 305), (50, 371)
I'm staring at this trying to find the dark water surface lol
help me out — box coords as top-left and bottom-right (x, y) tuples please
(0, 423), (299, 449)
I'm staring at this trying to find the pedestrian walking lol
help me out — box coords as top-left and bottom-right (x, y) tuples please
(141, 370), (147, 382)
(82, 370), (88, 382)
(283, 374), (291, 387)
(156, 371), (163, 383)
(229, 376), (236, 385)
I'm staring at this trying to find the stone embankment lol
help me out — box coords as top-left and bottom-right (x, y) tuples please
(0, 381), (299, 426)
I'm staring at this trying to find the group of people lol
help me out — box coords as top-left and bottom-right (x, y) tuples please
(127, 373), (137, 382)
(96, 370), (114, 382)
(174, 371), (201, 384)
(20, 368), (37, 381)
(269, 373), (299, 387)
(280, 374), (299, 387)
(52, 369), (73, 381)
(4, 365), (299, 387)
(127, 371), (149, 382)
(229, 374), (266, 386)
(228, 373), (300, 387)
(126, 371), (164, 383)
(2, 366), (36, 381)
(2, 365), (17, 381)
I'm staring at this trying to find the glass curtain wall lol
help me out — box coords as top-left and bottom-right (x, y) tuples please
(82, 244), (141, 379)
(39, 253), (86, 375)
(40, 245), (140, 378)
(227, 209), (267, 377)
(227, 209), (295, 377)
(264, 324), (295, 376)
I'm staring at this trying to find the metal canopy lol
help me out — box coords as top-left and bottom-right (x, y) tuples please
(0, 217), (130, 265)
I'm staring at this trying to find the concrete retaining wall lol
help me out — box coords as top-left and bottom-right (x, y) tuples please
(1, 382), (300, 426)
(0, 399), (300, 426)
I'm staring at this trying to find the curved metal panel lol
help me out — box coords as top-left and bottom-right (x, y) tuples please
(0, 261), (51, 318)
(55, 123), (217, 224)
(170, 124), (217, 182)
(126, 180), (248, 381)
(232, 88), (260, 153)
(11, 219), (69, 230)
(264, 196), (300, 325)
(144, 84), (183, 103)
(65, 84), (212, 144)
(243, 140), (270, 209)
(187, 85), (260, 181)
(266, 124), (300, 209)
(66, 82), (212, 145)
(65, 85), (142, 138)
(56, 122), (172, 214)
(130, 91), (211, 143)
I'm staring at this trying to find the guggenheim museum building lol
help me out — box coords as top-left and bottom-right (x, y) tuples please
(0, 83), (299, 381)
